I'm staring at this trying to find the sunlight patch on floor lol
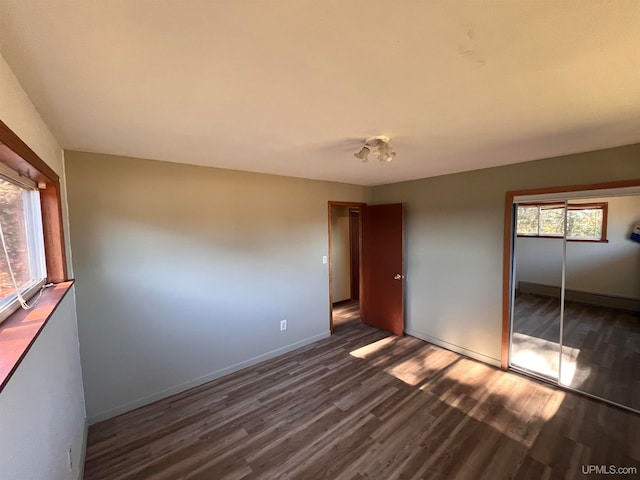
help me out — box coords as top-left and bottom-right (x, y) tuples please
(426, 355), (566, 447)
(350, 337), (429, 385)
(349, 337), (396, 359)
(386, 357), (428, 386)
(425, 357), (490, 390)
(349, 333), (569, 448)
(511, 332), (582, 386)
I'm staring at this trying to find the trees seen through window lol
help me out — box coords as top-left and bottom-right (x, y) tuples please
(516, 203), (607, 241)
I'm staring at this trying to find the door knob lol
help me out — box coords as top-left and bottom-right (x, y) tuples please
(394, 274), (404, 280)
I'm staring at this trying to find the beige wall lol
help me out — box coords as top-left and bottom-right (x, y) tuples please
(371, 143), (640, 366)
(65, 151), (370, 422)
(0, 48), (75, 276)
(331, 206), (351, 302)
(0, 56), (62, 175)
(67, 143), (639, 422)
(0, 53), (86, 480)
(515, 195), (640, 299)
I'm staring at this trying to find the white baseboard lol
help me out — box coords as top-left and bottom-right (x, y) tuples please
(88, 331), (331, 425)
(405, 328), (501, 368)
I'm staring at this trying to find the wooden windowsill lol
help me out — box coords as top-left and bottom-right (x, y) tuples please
(0, 280), (74, 393)
(516, 235), (609, 243)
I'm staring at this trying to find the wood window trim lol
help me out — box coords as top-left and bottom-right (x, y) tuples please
(516, 201), (609, 242)
(0, 119), (71, 393)
(501, 179), (640, 369)
(0, 120), (67, 283)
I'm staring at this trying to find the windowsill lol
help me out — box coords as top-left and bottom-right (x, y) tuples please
(0, 280), (74, 394)
(516, 235), (609, 243)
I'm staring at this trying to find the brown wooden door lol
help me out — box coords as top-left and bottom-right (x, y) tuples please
(361, 203), (404, 335)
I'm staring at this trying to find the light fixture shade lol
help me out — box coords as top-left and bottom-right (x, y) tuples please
(354, 146), (370, 162)
(354, 136), (396, 163)
(365, 136), (389, 148)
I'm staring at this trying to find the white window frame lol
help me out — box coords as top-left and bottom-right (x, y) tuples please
(0, 163), (47, 324)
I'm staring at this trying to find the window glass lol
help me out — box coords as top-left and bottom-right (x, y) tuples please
(539, 207), (564, 236)
(567, 208), (603, 240)
(516, 205), (538, 235)
(0, 177), (46, 313)
(516, 203), (606, 241)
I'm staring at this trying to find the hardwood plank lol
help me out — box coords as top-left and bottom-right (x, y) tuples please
(84, 303), (640, 479)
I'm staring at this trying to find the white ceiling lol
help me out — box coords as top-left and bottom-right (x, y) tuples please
(1, 1), (639, 186)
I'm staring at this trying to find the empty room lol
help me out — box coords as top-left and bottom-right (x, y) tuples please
(0, 1), (639, 479)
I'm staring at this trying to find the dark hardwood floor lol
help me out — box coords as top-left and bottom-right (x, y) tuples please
(332, 299), (360, 328)
(512, 293), (640, 411)
(84, 303), (640, 479)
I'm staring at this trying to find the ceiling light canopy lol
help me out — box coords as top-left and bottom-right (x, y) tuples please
(354, 136), (396, 163)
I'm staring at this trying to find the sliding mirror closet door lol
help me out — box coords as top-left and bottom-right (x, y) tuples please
(562, 195), (640, 411)
(510, 203), (565, 380)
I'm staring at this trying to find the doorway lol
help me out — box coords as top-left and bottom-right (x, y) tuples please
(328, 201), (405, 336)
(328, 202), (363, 332)
(504, 181), (640, 413)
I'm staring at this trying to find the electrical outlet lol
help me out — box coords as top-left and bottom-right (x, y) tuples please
(280, 319), (287, 331)
(67, 446), (73, 471)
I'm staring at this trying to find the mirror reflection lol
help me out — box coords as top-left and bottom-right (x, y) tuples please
(561, 195), (640, 411)
(510, 194), (640, 412)
(511, 202), (564, 380)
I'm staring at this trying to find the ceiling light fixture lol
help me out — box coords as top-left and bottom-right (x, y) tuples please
(354, 136), (396, 163)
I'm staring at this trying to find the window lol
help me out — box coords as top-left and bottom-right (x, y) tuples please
(516, 202), (607, 241)
(0, 119), (70, 393)
(0, 165), (47, 323)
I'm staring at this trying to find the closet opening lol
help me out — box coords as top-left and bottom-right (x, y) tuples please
(503, 180), (640, 413)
